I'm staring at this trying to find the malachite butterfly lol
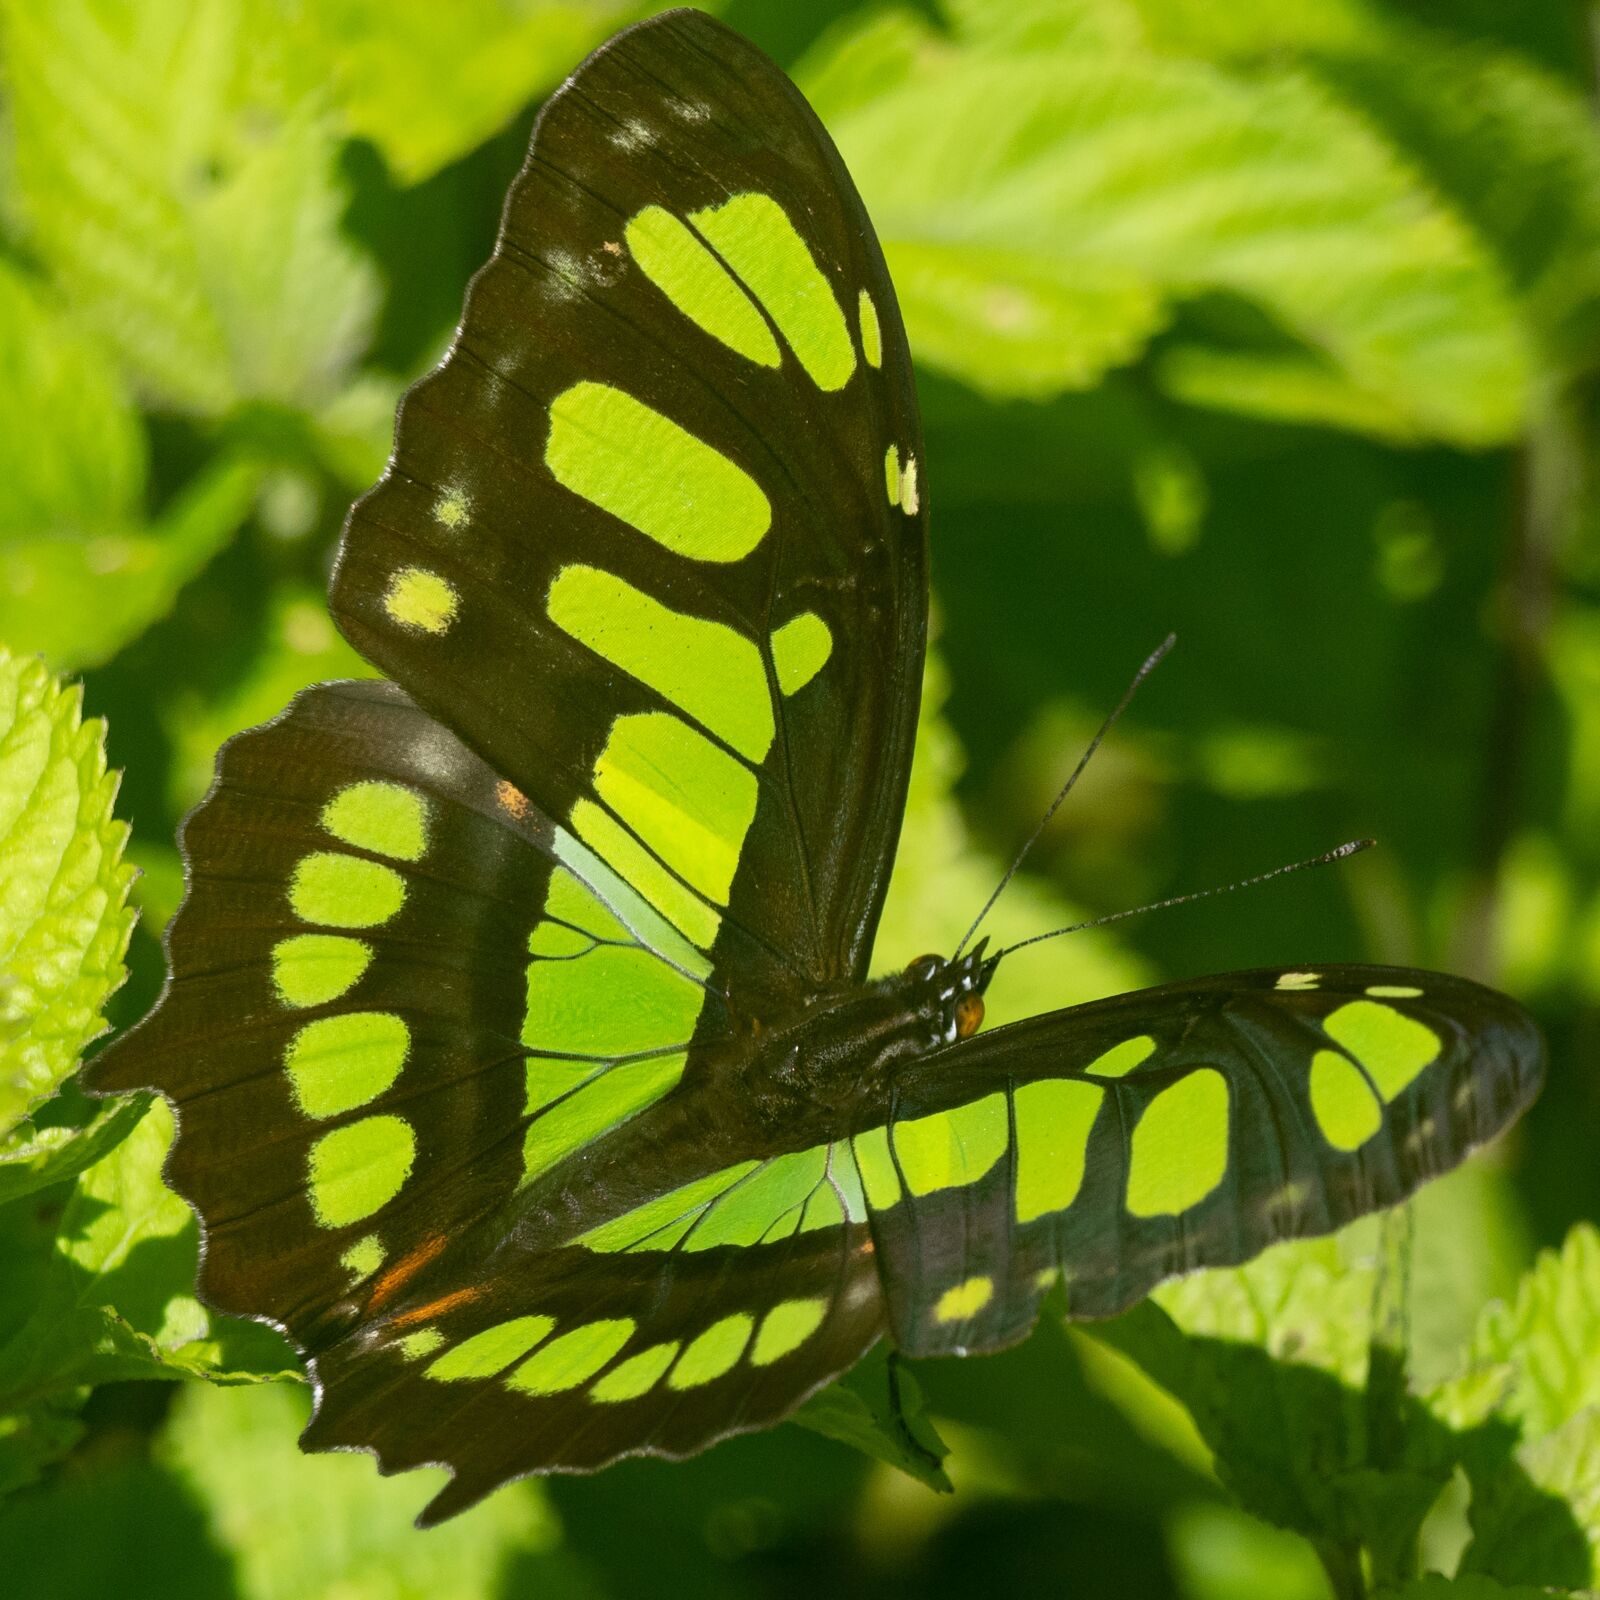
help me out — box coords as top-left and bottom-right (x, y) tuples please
(89, 8), (1544, 1525)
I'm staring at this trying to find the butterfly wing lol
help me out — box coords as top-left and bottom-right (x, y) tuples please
(89, 8), (922, 1514)
(850, 966), (1543, 1356)
(331, 7), (926, 1009)
(88, 683), (887, 1514)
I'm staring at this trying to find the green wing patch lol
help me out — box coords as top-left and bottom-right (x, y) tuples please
(857, 966), (1543, 1357)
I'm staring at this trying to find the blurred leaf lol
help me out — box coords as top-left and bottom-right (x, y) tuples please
(0, 650), (135, 1135)
(1165, 1499), (1334, 1600)
(0, 263), (143, 538)
(0, 263), (263, 668)
(2, 454), (263, 671)
(296, 0), (656, 186)
(1460, 1406), (1600, 1589)
(2, 0), (379, 413)
(1155, 342), (1424, 441)
(162, 1382), (559, 1600)
(819, 20), (1531, 438)
(1416, 1225), (1600, 1586)
(1379, 1578), (1586, 1600)
(952, 0), (1600, 379)
(790, 1345), (953, 1493)
(873, 647), (1148, 1017)
(165, 587), (379, 815)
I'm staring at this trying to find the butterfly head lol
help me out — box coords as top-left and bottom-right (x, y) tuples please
(901, 939), (998, 1045)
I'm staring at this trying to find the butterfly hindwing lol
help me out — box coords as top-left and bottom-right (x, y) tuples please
(305, 1225), (882, 1526)
(855, 966), (1543, 1356)
(331, 8), (926, 1009)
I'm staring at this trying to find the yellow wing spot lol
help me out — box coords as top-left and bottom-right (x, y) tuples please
(384, 567), (458, 635)
(900, 454), (920, 516)
(496, 780), (529, 821)
(884, 443), (900, 507)
(1276, 971), (1321, 991)
(396, 1327), (445, 1360)
(1366, 984), (1423, 999)
(433, 488), (470, 529)
(935, 1276), (993, 1323)
(340, 1234), (385, 1281)
(858, 288), (883, 367)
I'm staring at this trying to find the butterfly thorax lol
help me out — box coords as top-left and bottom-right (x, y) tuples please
(702, 943), (997, 1138)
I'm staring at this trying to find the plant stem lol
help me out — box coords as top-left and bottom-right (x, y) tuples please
(1316, 1538), (1367, 1600)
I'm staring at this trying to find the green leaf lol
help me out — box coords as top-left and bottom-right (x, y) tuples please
(821, 26), (1532, 439)
(161, 1382), (557, 1598)
(0, 263), (143, 541)
(952, 0), (1600, 380)
(296, 0), (658, 186)
(789, 1345), (953, 1493)
(1, 454), (264, 672)
(0, 258), (262, 669)
(0, 1098), (297, 1434)
(1427, 1225), (1600, 1587)
(1094, 1234), (1452, 1561)
(0, 1094), (147, 1207)
(1454, 1224), (1600, 1443)
(2, 0), (379, 414)
(0, 650), (134, 1134)
(1460, 1407), (1600, 1588)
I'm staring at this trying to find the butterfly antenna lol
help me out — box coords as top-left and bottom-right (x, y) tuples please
(953, 633), (1176, 960)
(993, 838), (1374, 961)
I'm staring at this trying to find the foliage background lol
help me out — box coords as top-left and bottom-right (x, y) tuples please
(3, 0), (1600, 1595)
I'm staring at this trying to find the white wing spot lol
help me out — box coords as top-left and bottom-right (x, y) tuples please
(1276, 971), (1321, 991)
(610, 118), (654, 151)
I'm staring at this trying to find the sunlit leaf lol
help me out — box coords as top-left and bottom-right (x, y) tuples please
(162, 1382), (559, 1599)
(0, 1099), (297, 1420)
(0, 1094), (147, 1207)
(2, 0), (379, 413)
(818, 23), (1531, 438)
(0, 650), (134, 1135)
(296, 0), (659, 185)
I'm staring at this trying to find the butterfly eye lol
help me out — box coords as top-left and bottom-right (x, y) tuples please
(955, 993), (985, 1039)
(905, 953), (942, 980)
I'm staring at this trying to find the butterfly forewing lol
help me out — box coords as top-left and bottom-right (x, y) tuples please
(331, 8), (926, 1007)
(855, 966), (1543, 1357)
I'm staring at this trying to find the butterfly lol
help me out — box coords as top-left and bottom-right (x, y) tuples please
(88, 8), (1544, 1524)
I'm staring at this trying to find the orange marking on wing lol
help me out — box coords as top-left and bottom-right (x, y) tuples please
(388, 1287), (484, 1328)
(496, 780), (529, 820)
(365, 1233), (447, 1311)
